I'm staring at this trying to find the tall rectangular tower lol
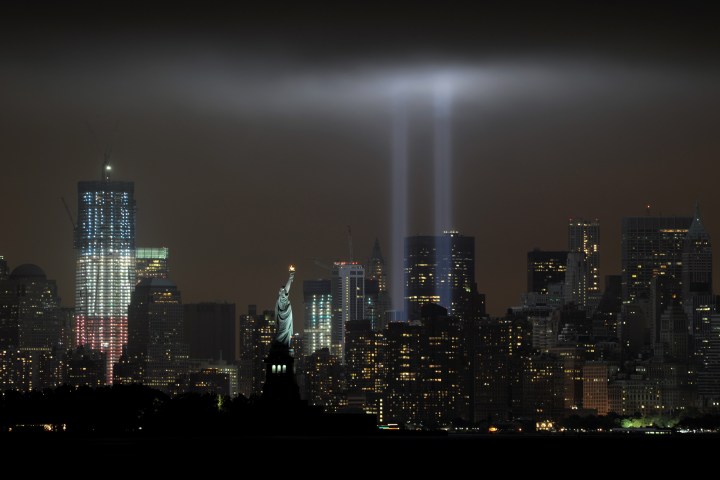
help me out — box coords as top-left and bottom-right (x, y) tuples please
(621, 216), (692, 304)
(303, 279), (332, 357)
(568, 219), (600, 308)
(682, 205), (715, 369)
(404, 231), (475, 318)
(74, 163), (136, 383)
(127, 279), (187, 392)
(331, 262), (364, 361)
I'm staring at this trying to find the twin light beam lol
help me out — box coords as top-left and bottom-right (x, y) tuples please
(390, 80), (454, 313)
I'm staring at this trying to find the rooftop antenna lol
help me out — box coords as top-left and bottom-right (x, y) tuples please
(102, 153), (112, 182)
(84, 119), (117, 182)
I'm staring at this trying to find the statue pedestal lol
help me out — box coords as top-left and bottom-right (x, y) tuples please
(261, 340), (301, 403)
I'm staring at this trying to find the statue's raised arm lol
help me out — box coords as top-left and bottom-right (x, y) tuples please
(285, 267), (295, 294)
(274, 265), (296, 347)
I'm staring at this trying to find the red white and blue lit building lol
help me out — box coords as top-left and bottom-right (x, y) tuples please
(74, 162), (136, 383)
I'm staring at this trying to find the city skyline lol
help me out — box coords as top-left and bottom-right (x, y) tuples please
(4, 4), (720, 437)
(2, 4), (720, 319)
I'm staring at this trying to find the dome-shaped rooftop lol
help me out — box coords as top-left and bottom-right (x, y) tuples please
(9, 264), (47, 280)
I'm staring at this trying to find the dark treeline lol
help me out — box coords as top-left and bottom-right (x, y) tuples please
(0, 385), (376, 436)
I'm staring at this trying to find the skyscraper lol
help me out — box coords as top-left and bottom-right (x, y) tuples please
(682, 204), (714, 362)
(384, 321), (423, 426)
(698, 314), (720, 404)
(420, 304), (464, 426)
(527, 249), (568, 294)
(0, 264), (61, 351)
(564, 252), (588, 308)
(404, 231), (476, 319)
(74, 162), (136, 383)
(621, 214), (692, 356)
(366, 239), (391, 331)
(568, 219), (600, 309)
(303, 279), (332, 357)
(238, 305), (275, 396)
(621, 215), (692, 304)
(331, 262), (364, 361)
(128, 279), (188, 392)
(136, 247), (169, 282)
(345, 319), (385, 415)
(366, 238), (387, 293)
(471, 317), (511, 423)
(0, 263), (62, 392)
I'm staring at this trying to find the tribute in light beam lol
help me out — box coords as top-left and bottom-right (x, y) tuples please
(434, 82), (453, 310)
(390, 94), (408, 313)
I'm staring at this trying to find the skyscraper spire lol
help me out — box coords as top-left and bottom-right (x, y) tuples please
(102, 154), (112, 182)
(688, 201), (707, 239)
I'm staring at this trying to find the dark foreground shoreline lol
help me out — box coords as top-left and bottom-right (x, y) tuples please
(11, 431), (719, 453)
(10, 432), (717, 473)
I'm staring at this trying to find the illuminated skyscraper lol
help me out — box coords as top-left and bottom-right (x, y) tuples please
(404, 231), (476, 318)
(74, 162), (136, 383)
(420, 304), (464, 426)
(238, 305), (275, 396)
(136, 247), (169, 282)
(303, 279), (332, 356)
(345, 319), (385, 415)
(621, 216), (691, 304)
(568, 219), (600, 309)
(331, 262), (364, 361)
(127, 279), (188, 392)
(384, 321), (422, 426)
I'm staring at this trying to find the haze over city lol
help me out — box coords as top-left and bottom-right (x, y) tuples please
(2, 3), (720, 321)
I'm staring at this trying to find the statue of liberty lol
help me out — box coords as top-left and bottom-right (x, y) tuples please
(275, 265), (295, 347)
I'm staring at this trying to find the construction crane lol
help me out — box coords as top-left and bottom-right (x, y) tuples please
(61, 197), (76, 230)
(347, 225), (353, 262)
(313, 258), (332, 271)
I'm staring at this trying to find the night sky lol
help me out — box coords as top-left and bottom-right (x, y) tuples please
(1, 3), (719, 321)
